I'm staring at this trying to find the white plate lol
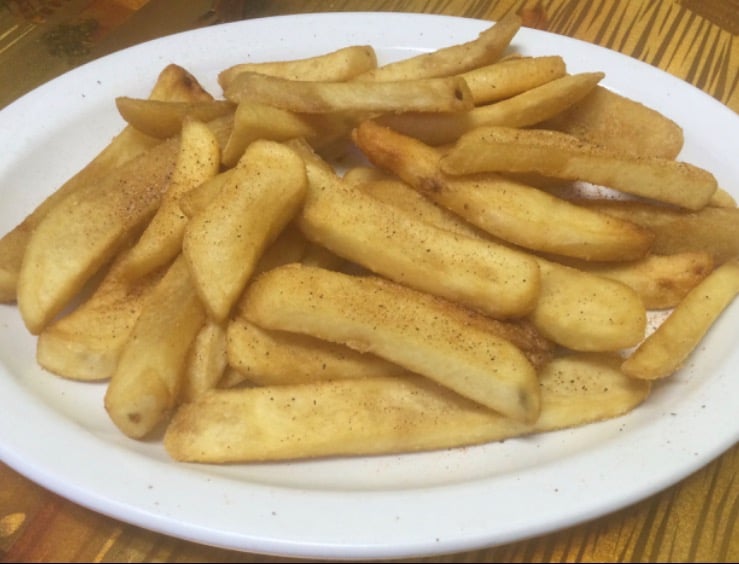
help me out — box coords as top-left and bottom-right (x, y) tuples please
(0, 12), (737, 561)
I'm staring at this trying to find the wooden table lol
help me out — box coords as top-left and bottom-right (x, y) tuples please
(0, 0), (737, 561)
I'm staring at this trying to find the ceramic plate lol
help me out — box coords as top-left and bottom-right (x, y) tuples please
(0, 12), (737, 561)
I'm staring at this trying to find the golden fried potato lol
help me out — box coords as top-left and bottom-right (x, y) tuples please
(225, 317), (407, 387)
(241, 263), (541, 422)
(441, 126), (717, 210)
(530, 258), (647, 351)
(579, 199), (739, 265)
(460, 55), (566, 104)
(164, 352), (649, 463)
(539, 84), (684, 159)
(119, 118), (221, 280)
(104, 255), (206, 439)
(224, 72), (474, 114)
(221, 101), (353, 167)
(621, 259), (739, 380)
(553, 252), (714, 310)
(353, 13), (521, 81)
(35, 246), (165, 381)
(180, 320), (228, 403)
(182, 140), (307, 321)
(115, 97), (235, 139)
(218, 44), (378, 89)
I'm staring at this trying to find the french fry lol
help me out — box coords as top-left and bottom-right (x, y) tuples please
(376, 71), (604, 146)
(224, 72), (475, 114)
(163, 352), (649, 463)
(118, 118), (221, 280)
(709, 187), (736, 208)
(115, 97), (235, 139)
(225, 317), (407, 387)
(579, 199), (739, 265)
(460, 55), (566, 104)
(441, 126), (717, 210)
(180, 320), (228, 403)
(104, 254), (206, 439)
(241, 263), (541, 423)
(621, 259), (739, 380)
(553, 252), (714, 310)
(530, 258), (647, 351)
(35, 245), (166, 381)
(539, 84), (684, 159)
(352, 120), (655, 261)
(17, 136), (181, 334)
(182, 140), (307, 321)
(295, 142), (541, 319)
(218, 44), (378, 90)
(177, 168), (235, 218)
(353, 13), (521, 81)
(221, 101), (353, 167)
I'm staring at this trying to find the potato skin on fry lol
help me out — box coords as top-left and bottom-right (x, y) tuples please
(242, 263), (541, 423)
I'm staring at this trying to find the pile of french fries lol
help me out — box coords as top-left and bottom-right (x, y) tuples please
(1, 13), (738, 463)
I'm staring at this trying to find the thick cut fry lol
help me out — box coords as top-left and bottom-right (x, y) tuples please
(296, 144), (541, 319)
(164, 352), (649, 463)
(530, 259), (647, 351)
(580, 199), (739, 265)
(178, 169), (235, 218)
(119, 118), (221, 279)
(225, 317), (407, 387)
(621, 259), (739, 380)
(104, 255), (207, 439)
(353, 13), (521, 81)
(183, 140), (307, 321)
(218, 45), (378, 89)
(352, 120), (654, 261)
(377, 71), (604, 146)
(180, 320), (228, 402)
(0, 63), (209, 303)
(35, 246), (166, 381)
(17, 137), (180, 334)
(460, 55), (566, 104)
(539, 85), (684, 159)
(224, 72), (474, 114)
(554, 252), (714, 310)
(221, 101), (353, 167)
(441, 126), (717, 210)
(115, 97), (235, 139)
(242, 264), (540, 422)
